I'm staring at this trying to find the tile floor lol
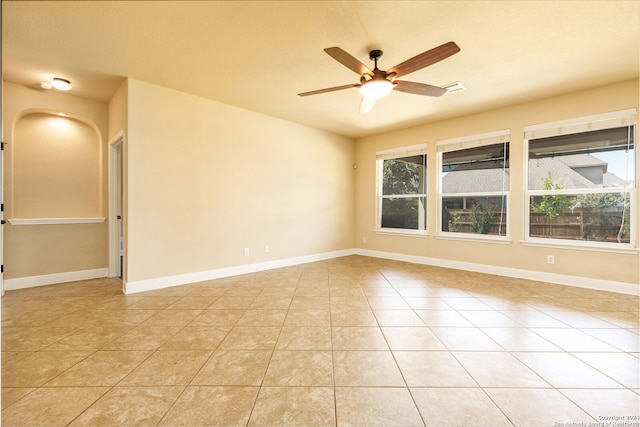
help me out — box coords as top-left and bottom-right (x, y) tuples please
(1, 255), (639, 426)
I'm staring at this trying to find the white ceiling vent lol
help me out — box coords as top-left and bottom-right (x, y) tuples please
(442, 81), (466, 94)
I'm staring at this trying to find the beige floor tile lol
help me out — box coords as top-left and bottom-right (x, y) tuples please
(2, 350), (92, 387)
(263, 350), (333, 386)
(362, 287), (401, 297)
(514, 352), (625, 388)
(330, 296), (370, 309)
(453, 352), (549, 387)
(4, 256), (639, 426)
(249, 386), (335, 427)
(159, 326), (230, 350)
(394, 351), (476, 387)
(335, 387), (423, 427)
(485, 388), (592, 427)
(249, 296), (293, 309)
(46, 350), (151, 386)
(480, 327), (561, 351)
(395, 288), (434, 297)
(441, 297), (493, 310)
(1, 386), (109, 426)
(118, 350), (211, 386)
(574, 352), (640, 388)
(69, 386), (184, 426)
(276, 326), (332, 350)
(126, 297), (176, 310)
(367, 297), (411, 309)
(431, 327), (503, 351)
(166, 295), (219, 309)
(86, 309), (160, 327)
(141, 309), (203, 326)
(218, 326), (281, 350)
(459, 310), (522, 327)
(290, 296), (330, 310)
(546, 310), (619, 328)
(531, 328), (620, 352)
(559, 389), (640, 420)
(373, 309), (425, 326)
(332, 326), (389, 350)
(159, 386), (259, 426)
(331, 308), (378, 326)
(190, 309), (245, 326)
(334, 351), (405, 386)
(502, 309), (569, 327)
(236, 309), (288, 326)
(209, 296), (256, 309)
(1, 326), (77, 351)
(284, 308), (331, 326)
(103, 326), (182, 351)
(1, 387), (36, 409)
(582, 328), (640, 352)
(590, 311), (640, 329)
(415, 309), (473, 326)
(329, 287), (365, 297)
(411, 388), (512, 427)
(191, 350), (272, 385)
(382, 327), (446, 351)
(43, 325), (133, 351)
(404, 297), (454, 310)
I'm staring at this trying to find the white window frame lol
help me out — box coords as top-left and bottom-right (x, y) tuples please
(375, 144), (428, 236)
(524, 109), (637, 252)
(436, 130), (511, 243)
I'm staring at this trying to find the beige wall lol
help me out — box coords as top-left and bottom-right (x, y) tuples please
(125, 79), (355, 283)
(2, 82), (109, 279)
(355, 79), (639, 287)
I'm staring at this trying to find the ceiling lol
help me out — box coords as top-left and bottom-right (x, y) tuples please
(2, 1), (638, 139)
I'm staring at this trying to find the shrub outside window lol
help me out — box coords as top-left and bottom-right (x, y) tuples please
(525, 110), (636, 247)
(377, 145), (427, 232)
(438, 131), (510, 238)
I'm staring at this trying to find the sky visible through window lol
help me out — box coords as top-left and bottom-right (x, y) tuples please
(592, 151), (635, 184)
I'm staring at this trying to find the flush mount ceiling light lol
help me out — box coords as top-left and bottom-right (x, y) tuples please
(51, 78), (72, 91)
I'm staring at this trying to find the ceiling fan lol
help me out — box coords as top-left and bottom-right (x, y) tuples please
(298, 41), (460, 113)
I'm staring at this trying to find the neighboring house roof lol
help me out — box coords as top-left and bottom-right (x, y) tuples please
(442, 168), (510, 193)
(442, 153), (625, 193)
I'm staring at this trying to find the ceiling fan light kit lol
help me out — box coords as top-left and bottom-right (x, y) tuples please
(299, 41), (460, 113)
(360, 79), (394, 99)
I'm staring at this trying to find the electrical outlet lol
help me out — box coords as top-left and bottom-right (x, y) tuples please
(265, 245), (270, 253)
(547, 255), (555, 264)
(244, 248), (250, 257)
(362, 237), (367, 244)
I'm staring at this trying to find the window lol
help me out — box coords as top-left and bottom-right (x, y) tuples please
(438, 130), (510, 238)
(525, 110), (636, 247)
(376, 144), (427, 232)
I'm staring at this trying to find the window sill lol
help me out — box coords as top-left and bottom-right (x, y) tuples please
(522, 238), (638, 254)
(375, 229), (429, 238)
(436, 233), (512, 244)
(7, 217), (106, 225)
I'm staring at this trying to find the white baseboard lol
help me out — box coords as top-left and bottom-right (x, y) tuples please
(124, 249), (356, 294)
(3, 268), (109, 291)
(5, 249), (636, 296)
(355, 248), (639, 296)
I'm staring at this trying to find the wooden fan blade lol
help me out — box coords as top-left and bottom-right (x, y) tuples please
(324, 47), (372, 76)
(298, 83), (360, 97)
(388, 42), (460, 78)
(394, 80), (447, 97)
(360, 96), (376, 114)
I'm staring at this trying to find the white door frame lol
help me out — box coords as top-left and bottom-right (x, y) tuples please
(108, 132), (125, 281)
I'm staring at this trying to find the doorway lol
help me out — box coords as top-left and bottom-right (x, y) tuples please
(108, 133), (124, 281)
